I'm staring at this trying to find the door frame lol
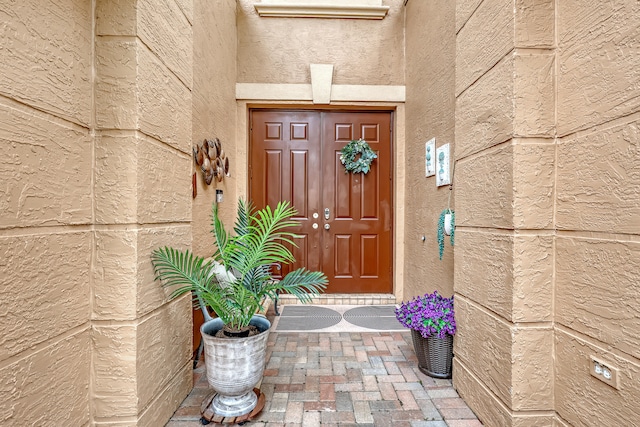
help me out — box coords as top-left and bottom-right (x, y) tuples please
(237, 102), (406, 302)
(249, 109), (394, 293)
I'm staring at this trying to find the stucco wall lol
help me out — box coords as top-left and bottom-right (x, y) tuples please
(192, 0), (239, 256)
(453, 0), (556, 425)
(3, 2), (639, 426)
(452, 1), (640, 426)
(236, 0), (405, 86)
(94, 1), (194, 425)
(554, 1), (640, 426)
(403, 1), (456, 299)
(0, 1), (196, 425)
(0, 1), (92, 425)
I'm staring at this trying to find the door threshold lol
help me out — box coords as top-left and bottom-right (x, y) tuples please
(277, 293), (396, 306)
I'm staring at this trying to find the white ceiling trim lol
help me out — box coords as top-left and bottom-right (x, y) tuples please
(254, 0), (389, 20)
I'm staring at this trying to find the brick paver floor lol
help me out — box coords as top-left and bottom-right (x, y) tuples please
(167, 329), (482, 426)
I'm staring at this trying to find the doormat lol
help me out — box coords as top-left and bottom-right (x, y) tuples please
(274, 305), (405, 333)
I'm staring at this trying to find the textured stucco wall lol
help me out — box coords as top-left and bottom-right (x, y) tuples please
(453, 0), (556, 425)
(554, 1), (640, 426)
(192, 0), (238, 256)
(0, 1), (92, 425)
(94, 1), (194, 425)
(3, 2), (639, 426)
(453, 1), (640, 426)
(1, 1), (195, 425)
(236, 0), (404, 85)
(403, 1), (456, 299)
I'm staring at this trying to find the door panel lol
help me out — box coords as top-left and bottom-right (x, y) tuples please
(250, 110), (392, 293)
(321, 112), (392, 293)
(250, 111), (322, 280)
(264, 150), (283, 205)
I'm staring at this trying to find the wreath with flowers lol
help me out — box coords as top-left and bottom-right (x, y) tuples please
(339, 138), (377, 174)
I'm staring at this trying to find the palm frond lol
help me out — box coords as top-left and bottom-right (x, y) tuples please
(233, 201), (298, 273)
(152, 198), (328, 330)
(271, 268), (328, 303)
(150, 247), (218, 317)
(151, 248), (212, 294)
(233, 198), (254, 237)
(211, 203), (231, 261)
(242, 265), (271, 293)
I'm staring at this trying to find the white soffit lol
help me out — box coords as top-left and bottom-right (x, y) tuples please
(254, 0), (390, 20)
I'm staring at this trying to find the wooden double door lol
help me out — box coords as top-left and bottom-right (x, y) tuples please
(250, 110), (393, 294)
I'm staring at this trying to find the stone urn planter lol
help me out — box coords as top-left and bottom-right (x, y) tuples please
(201, 315), (271, 417)
(151, 199), (327, 420)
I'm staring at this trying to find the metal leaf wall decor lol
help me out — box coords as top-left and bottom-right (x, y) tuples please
(193, 138), (230, 185)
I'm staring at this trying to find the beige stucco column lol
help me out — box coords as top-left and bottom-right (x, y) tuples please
(92, 1), (194, 425)
(452, 1), (556, 425)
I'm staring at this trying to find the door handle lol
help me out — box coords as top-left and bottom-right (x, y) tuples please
(324, 223), (330, 230)
(324, 208), (330, 220)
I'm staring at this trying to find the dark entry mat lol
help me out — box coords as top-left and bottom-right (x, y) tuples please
(343, 305), (404, 330)
(275, 306), (342, 331)
(275, 305), (404, 332)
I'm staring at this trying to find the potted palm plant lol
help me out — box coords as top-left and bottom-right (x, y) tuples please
(151, 199), (327, 419)
(395, 291), (456, 378)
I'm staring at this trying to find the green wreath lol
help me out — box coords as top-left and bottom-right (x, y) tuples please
(339, 138), (378, 174)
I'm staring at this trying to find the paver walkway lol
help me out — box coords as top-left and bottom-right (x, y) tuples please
(167, 329), (482, 426)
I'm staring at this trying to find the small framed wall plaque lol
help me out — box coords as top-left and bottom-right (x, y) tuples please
(436, 143), (451, 187)
(425, 138), (436, 177)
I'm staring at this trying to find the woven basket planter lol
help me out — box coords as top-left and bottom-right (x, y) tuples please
(411, 329), (453, 379)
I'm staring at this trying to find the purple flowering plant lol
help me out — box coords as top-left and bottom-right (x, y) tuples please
(395, 291), (456, 338)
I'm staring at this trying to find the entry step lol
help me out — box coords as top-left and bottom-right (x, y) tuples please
(276, 293), (396, 306)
